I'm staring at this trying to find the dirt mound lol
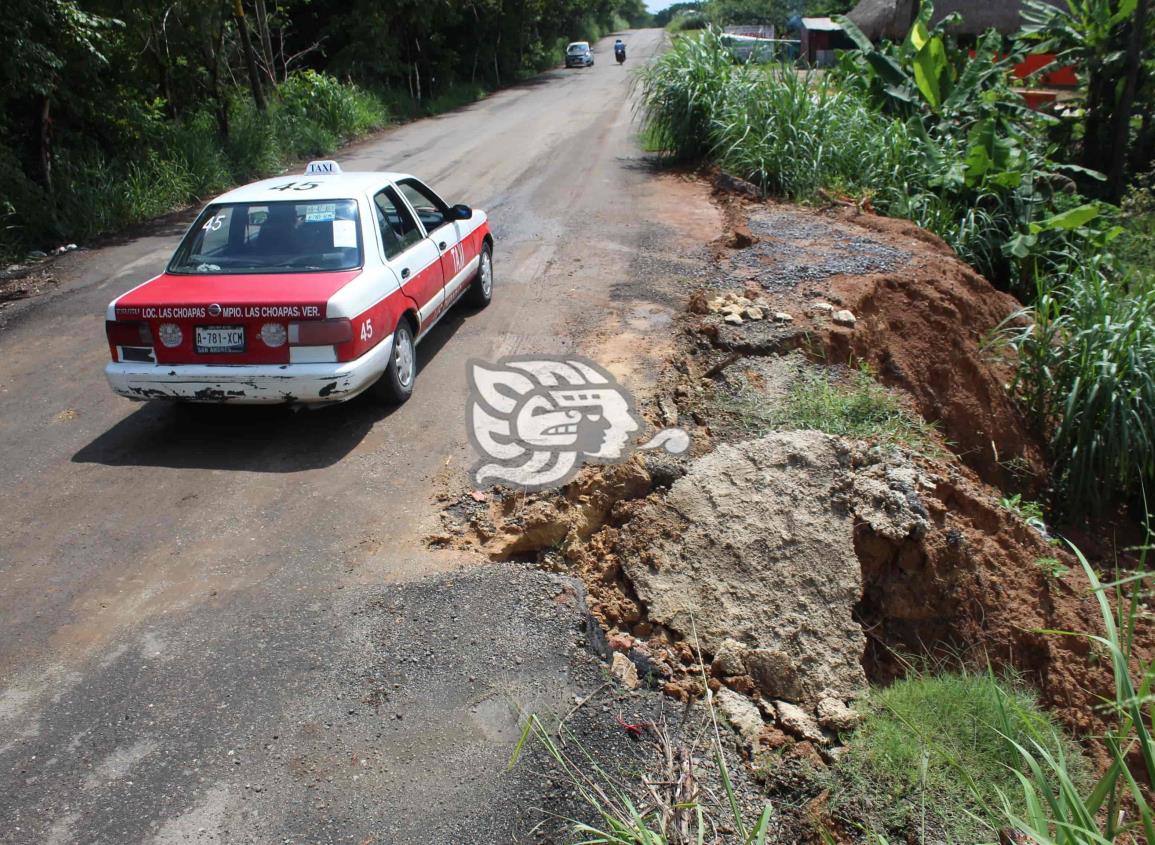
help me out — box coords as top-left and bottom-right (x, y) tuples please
(445, 439), (1145, 748)
(702, 202), (1046, 492)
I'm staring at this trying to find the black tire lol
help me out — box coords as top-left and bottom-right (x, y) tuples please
(371, 318), (416, 405)
(466, 243), (493, 308)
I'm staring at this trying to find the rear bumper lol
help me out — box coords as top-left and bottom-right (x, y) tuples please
(105, 334), (394, 404)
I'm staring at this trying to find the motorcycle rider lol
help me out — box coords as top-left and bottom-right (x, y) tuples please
(614, 38), (626, 62)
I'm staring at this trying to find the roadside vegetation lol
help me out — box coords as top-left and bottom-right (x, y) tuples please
(639, 3), (1155, 520)
(717, 363), (943, 456)
(1, 0), (651, 259)
(828, 671), (1089, 843)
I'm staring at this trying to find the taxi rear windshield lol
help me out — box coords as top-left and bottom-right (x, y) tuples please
(168, 199), (362, 274)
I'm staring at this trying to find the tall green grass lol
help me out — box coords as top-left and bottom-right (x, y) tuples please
(1002, 265), (1155, 517)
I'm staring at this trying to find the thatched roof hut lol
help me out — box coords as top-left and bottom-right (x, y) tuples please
(846, 0), (1064, 39)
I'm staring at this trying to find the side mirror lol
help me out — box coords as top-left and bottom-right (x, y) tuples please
(449, 203), (473, 221)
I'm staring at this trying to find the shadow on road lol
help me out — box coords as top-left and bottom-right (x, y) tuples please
(72, 307), (472, 472)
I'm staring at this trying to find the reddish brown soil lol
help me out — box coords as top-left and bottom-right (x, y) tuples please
(826, 211), (1046, 492)
(854, 460), (1152, 751)
(704, 196), (1048, 494)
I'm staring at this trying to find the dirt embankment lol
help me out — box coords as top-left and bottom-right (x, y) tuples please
(437, 184), (1151, 763)
(702, 194), (1047, 493)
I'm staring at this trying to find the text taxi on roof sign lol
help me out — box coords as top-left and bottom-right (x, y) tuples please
(104, 160), (494, 405)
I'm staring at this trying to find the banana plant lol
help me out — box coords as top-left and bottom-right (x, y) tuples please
(835, 2), (1032, 128)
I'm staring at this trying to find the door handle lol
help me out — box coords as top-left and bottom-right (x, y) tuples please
(438, 241), (447, 251)
(400, 268), (410, 279)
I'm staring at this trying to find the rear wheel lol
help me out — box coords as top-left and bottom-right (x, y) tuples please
(466, 244), (493, 308)
(371, 318), (416, 404)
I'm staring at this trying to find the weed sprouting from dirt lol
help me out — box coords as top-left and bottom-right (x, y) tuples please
(714, 362), (942, 457)
(510, 623), (774, 845)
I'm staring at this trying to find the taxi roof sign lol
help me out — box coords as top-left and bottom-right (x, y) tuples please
(304, 160), (342, 176)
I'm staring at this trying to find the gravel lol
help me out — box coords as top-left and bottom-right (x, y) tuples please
(730, 209), (909, 291)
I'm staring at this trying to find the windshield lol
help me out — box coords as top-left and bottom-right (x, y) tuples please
(169, 199), (363, 274)
(567, 44), (588, 54)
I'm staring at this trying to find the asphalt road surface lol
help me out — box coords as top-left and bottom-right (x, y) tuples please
(0, 29), (715, 844)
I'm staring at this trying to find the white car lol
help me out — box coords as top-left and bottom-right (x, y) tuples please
(565, 41), (594, 68)
(105, 161), (494, 405)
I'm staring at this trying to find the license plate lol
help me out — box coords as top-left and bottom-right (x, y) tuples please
(195, 325), (244, 353)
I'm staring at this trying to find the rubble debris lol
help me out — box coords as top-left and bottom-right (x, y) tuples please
(611, 652), (640, 689)
(715, 688), (765, 745)
(711, 638), (748, 677)
(746, 649), (803, 702)
(832, 309), (857, 327)
(816, 697), (862, 732)
(774, 701), (825, 744)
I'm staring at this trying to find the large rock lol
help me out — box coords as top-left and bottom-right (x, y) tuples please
(620, 432), (928, 706)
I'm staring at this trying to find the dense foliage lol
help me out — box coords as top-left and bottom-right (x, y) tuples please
(0, 0), (649, 257)
(639, 8), (1154, 518)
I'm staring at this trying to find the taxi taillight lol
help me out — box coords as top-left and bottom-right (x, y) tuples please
(289, 319), (352, 345)
(106, 320), (153, 346)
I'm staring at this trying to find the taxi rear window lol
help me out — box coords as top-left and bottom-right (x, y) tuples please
(168, 199), (362, 274)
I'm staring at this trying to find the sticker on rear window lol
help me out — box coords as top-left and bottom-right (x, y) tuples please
(304, 204), (337, 222)
(332, 219), (357, 248)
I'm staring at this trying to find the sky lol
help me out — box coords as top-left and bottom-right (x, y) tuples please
(646, 0), (680, 10)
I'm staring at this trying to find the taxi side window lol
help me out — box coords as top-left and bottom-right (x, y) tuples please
(373, 188), (422, 260)
(397, 180), (449, 233)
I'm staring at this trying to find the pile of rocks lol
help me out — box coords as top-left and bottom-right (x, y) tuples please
(810, 300), (857, 327)
(704, 291), (793, 326)
(711, 638), (863, 757)
(701, 290), (857, 329)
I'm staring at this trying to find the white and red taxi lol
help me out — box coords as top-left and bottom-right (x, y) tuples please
(105, 160), (493, 405)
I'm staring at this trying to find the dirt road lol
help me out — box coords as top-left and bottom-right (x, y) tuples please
(0, 29), (722, 843)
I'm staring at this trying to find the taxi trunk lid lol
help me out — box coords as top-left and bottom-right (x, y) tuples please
(110, 270), (359, 365)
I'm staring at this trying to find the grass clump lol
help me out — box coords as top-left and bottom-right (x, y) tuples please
(772, 366), (938, 452)
(716, 363), (941, 455)
(829, 672), (1088, 844)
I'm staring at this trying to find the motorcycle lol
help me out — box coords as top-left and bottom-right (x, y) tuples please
(614, 44), (626, 64)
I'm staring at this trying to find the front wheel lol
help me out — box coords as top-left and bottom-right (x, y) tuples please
(466, 244), (493, 308)
(370, 318), (416, 405)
